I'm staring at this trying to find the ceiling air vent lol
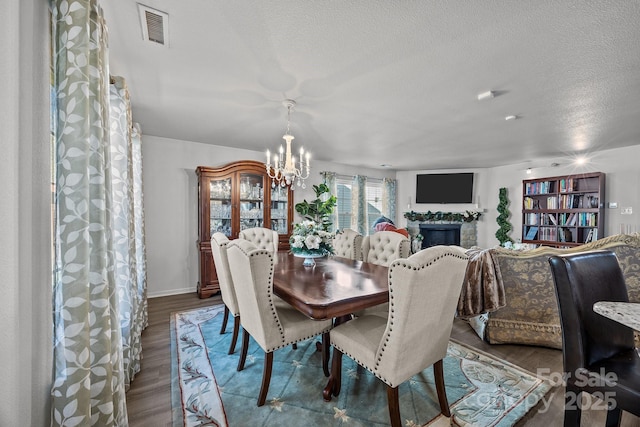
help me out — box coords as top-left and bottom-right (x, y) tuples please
(138, 4), (169, 46)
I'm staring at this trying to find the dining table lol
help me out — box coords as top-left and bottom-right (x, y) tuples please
(272, 252), (390, 401)
(593, 301), (640, 331)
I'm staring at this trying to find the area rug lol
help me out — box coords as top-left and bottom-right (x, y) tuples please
(171, 305), (552, 427)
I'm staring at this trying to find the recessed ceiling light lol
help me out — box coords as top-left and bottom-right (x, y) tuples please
(477, 91), (495, 101)
(505, 115), (517, 121)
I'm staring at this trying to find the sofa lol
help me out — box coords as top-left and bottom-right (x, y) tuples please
(462, 233), (640, 349)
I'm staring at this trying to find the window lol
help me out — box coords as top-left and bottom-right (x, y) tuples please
(335, 177), (384, 233)
(336, 179), (352, 231)
(365, 180), (383, 229)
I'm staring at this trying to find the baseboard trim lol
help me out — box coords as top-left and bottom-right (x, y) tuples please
(148, 287), (195, 299)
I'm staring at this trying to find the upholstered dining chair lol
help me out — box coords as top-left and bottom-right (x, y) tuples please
(548, 250), (640, 427)
(210, 232), (241, 355)
(332, 228), (363, 260)
(226, 239), (334, 406)
(361, 230), (411, 266)
(329, 246), (469, 427)
(238, 227), (279, 253)
(357, 230), (411, 317)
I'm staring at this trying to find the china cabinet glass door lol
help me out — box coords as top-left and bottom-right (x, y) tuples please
(239, 173), (264, 231)
(270, 185), (289, 235)
(209, 177), (232, 237)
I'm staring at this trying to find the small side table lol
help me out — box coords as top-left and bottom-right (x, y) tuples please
(593, 301), (640, 331)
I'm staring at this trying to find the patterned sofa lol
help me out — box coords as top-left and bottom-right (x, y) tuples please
(467, 233), (640, 349)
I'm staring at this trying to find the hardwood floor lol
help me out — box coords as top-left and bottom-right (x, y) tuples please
(126, 293), (640, 426)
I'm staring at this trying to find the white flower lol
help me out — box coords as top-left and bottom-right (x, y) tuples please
(289, 219), (335, 255)
(291, 235), (304, 248)
(304, 234), (322, 250)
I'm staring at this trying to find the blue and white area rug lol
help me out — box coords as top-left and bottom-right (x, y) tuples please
(171, 305), (552, 426)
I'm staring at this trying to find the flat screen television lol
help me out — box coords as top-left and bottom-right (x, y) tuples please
(416, 173), (474, 204)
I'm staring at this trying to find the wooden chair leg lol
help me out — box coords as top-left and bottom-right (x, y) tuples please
(605, 406), (622, 427)
(227, 315), (240, 355)
(237, 329), (250, 371)
(433, 359), (451, 417)
(220, 305), (229, 334)
(257, 351), (274, 406)
(563, 385), (582, 427)
(322, 332), (330, 377)
(332, 347), (343, 396)
(386, 385), (401, 427)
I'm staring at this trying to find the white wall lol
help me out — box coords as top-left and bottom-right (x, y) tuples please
(396, 168), (491, 245)
(396, 144), (640, 248)
(0, 0), (52, 425)
(142, 135), (394, 297)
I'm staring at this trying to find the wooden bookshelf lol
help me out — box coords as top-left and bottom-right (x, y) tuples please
(522, 172), (605, 248)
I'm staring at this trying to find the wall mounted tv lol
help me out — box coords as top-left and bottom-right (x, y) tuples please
(416, 173), (474, 204)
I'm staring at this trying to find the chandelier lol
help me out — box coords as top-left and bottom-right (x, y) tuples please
(265, 99), (310, 189)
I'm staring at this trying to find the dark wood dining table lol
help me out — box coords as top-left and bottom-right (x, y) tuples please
(272, 252), (389, 400)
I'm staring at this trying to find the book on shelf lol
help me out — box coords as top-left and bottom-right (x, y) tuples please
(548, 214), (557, 225)
(525, 226), (539, 240)
(558, 227), (573, 243)
(584, 229), (594, 243)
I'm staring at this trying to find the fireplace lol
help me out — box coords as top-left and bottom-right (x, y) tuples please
(419, 224), (461, 248)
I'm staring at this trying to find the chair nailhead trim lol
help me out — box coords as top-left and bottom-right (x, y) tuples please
(373, 250), (468, 371)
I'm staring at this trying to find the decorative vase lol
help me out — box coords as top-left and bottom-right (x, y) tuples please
(412, 238), (423, 254)
(293, 251), (324, 267)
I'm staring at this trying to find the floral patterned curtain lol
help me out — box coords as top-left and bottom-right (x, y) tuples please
(351, 175), (367, 234)
(51, 1), (147, 425)
(321, 172), (338, 232)
(382, 177), (397, 223)
(109, 77), (148, 385)
(131, 122), (149, 345)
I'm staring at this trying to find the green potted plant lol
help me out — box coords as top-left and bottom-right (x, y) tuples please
(290, 183), (337, 266)
(293, 183), (337, 232)
(496, 187), (514, 246)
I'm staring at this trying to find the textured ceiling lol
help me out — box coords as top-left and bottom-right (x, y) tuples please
(102, 1), (640, 171)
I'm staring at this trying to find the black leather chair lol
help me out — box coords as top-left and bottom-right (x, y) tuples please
(548, 250), (640, 427)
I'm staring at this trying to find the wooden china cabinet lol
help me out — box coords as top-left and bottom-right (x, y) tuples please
(196, 160), (294, 298)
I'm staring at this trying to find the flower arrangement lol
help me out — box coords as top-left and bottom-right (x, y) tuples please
(404, 210), (482, 223)
(289, 220), (334, 256)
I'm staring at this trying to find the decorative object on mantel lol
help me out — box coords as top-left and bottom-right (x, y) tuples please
(290, 183), (337, 266)
(411, 232), (424, 253)
(496, 187), (514, 246)
(265, 99), (310, 188)
(404, 210), (482, 223)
